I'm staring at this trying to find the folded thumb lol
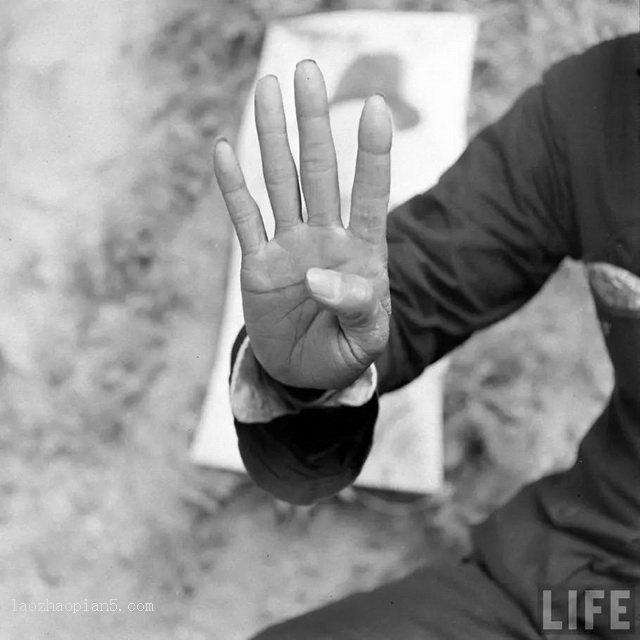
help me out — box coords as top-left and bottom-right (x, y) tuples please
(305, 268), (388, 358)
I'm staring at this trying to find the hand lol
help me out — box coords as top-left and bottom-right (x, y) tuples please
(213, 60), (392, 390)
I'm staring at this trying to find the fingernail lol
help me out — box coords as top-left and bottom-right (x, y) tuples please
(297, 58), (317, 68)
(306, 268), (339, 302)
(214, 136), (228, 148)
(373, 92), (386, 101)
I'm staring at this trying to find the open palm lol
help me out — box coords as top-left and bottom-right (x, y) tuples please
(214, 60), (392, 390)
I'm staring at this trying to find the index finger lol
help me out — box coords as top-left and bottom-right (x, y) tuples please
(348, 95), (392, 244)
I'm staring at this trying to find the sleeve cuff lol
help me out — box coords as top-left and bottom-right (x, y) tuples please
(229, 336), (377, 424)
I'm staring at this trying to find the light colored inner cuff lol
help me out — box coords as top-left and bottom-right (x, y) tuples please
(586, 262), (640, 313)
(230, 337), (377, 424)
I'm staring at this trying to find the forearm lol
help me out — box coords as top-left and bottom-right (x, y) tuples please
(377, 84), (576, 392)
(230, 329), (379, 504)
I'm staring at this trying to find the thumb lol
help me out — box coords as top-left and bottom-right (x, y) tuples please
(305, 268), (389, 361)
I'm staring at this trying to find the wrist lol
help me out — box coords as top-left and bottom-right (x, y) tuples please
(259, 365), (330, 401)
(271, 379), (328, 402)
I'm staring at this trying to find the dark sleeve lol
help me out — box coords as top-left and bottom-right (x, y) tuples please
(232, 329), (378, 505)
(377, 82), (578, 392)
(234, 82), (578, 505)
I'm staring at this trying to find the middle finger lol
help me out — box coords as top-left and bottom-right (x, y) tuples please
(294, 60), (341, 228)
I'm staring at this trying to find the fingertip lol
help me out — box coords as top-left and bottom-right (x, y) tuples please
(256, 73), (280, 93)
(296, 58), (317, 70)
(213, 137), (232, 162)
(364, 93), (390, 119)
(306, 267), (340, 303)
(255, 74), (284, 118)
(213, 138), (241, 186)
(294, 58), (323, 85)
(306, 266), (330, 287)
(359, 95), (392, 153)
(294, 60), (329, 117)
(369, 93), (392, 127)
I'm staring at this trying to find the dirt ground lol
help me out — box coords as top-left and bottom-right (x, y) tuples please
(0, 1), (636, 638)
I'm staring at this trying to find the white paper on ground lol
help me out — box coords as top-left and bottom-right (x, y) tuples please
(191, 11), (477, 494)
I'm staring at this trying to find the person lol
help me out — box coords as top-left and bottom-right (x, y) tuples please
(213, 33), (640, 639)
